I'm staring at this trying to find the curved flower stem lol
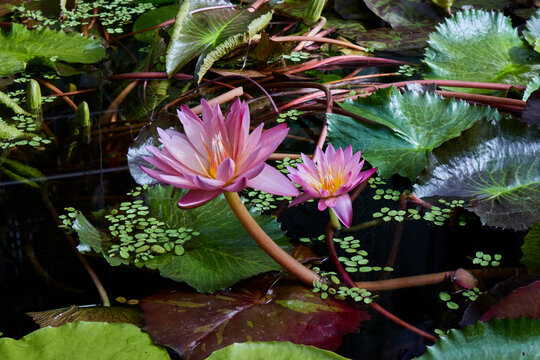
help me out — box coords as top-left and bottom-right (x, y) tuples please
(272, 36), (366, 51)
(223, 192), (320, 285)
(324, 225), (437, 342)
(225, 191), (436, 342)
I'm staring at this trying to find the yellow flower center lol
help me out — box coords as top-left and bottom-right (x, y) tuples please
(308, 168), (346, 195)
(198, 132), (231, 179)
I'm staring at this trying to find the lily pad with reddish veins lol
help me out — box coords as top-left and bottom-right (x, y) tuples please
(141, 276), (369, 360)
(480, 281), (540, 321)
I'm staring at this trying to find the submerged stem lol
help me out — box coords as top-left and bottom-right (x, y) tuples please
(223, 191), (320, 285)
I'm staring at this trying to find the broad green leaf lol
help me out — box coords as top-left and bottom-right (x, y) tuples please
(523, 75), (540, 101)
(73, 185), (291, 292)
(0, 24), (105, 77)
(522, 222), (540, 274)
(166, 0), (272, 82)
(28, 305), (144, 328)
(354, 26), (431, 53)
(0, 120), (24, 140)
(524, 8), (540, 52)
(413, 118), (540, 230)
(418, 318), (540, 359)
(424, 10), (540, 93)
(141, 276), (368, 360)
(0, 322), (170, 360)
(0, 91), (30, 116)
(324, 16), (366, 41)
(362, 0), (440, 29)
(327, 86), (498, 179)
(480, 281), (540, 321)
(207, 342), (351, 360)
(132, 4), (179, 43)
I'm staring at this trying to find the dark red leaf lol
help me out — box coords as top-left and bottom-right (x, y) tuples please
(480, 281), (540, 321)
(141, 276), (369, 360)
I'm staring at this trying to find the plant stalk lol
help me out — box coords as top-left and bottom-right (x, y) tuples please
(223, 191), (320, 285)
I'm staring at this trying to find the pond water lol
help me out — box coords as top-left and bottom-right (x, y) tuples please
(0, 1), (537, 358)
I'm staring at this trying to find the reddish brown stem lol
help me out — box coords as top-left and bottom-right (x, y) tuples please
(36, 78), (78, 111)
(324, 225), (437, 342)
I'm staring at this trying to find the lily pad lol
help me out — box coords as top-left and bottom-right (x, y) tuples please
(413, 118), (540, 230)
(141, 276), (369, 360)
(522, 222), (540, 274)
(27, 305), (144, 328)
(132, 4), (179, 43)
(166, 0), (272, 81)
(522, 89), (540, 128)
(480, 281), (540, 321)
(0, 322), (170, 360)
(354, 26), (432, 53)
(362, 0), (440, 29)
(424, 10), (540, 93)
(327, 86), (498, 179)
(523, 75), (540, 101)
(418, 318), (540, 359)
(72, 185), (291, 293)
(0, 23), (105, 77)
(524, 8), (540, 52)
(207, 342), (351, 360)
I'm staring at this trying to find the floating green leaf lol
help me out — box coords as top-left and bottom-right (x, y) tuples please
(141, 276), (368, 360)
(328, 86), (498, 179)
(418, 318), (540, 359)
(0, 322), (170, 360)
(0, 24), (105, 77)
(522, 222), (540, 274)
(424, 10), (540, 92)
(413, 118), (540, 230)
(523, 76), (540, 101)
(362, 0), (440, 29)
(73, 185), (291, 292)
(524, 8), (540, 52)
(132, 4), (179, 43)
(354, 26), (431, 53)
(166, 0), (272, 81)
(207, 342), (351, 360)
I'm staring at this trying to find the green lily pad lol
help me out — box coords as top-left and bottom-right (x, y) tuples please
(0, 322), (170, 360)
(72, 185), (291, 293)
(132, 4), (179, 43)
(522, 222), (540, 274)
(424, 10), (540, 93)
(523, 76), (540, 101)
(413, 118), (540, 230)
(362, 0), (440, 29)
(0, 23), (105, 77)
(207, 342), (351, 360)
(417, 318), (540, 359)
(166, 0), (272, 81)
(355, 26), (432, 53)
(328, 86), (498, 179)
(524, 8), (540, 52)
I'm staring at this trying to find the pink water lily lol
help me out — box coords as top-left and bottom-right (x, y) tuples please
(141, 99), (299, 208)
(287, 144), (377, 228)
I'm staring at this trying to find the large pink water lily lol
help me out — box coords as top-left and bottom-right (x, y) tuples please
(287, 144), (377, 228)
(141, 99), (299, 208)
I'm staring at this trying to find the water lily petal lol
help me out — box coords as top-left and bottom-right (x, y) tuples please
(289, 192), (316, 207)
(223, 176), (248, 192)
(247, 164), (300, 196)
(178, 189), (222, 209)
(194, 175), (226, 190)
(330, 194), (353, 228)
(215, 157), (235, 182)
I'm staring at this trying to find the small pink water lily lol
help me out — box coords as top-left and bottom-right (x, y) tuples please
(287, 144), (377, 228)
(141, 99), (299, 208)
